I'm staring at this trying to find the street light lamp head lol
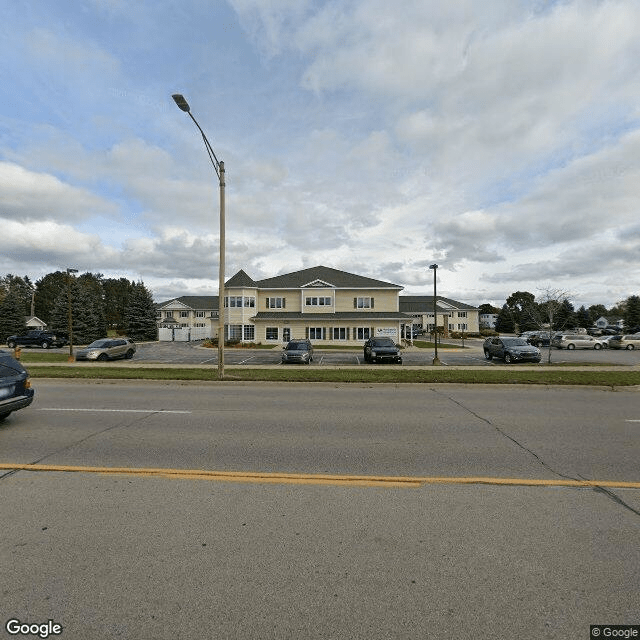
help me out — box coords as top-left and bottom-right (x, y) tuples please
(172, 94), (191, 112)
(429, 264), (438, 270)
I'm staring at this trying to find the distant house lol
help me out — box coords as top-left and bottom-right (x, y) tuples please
(155, 266), (478, 343)
(25, 316), (47, 329)
(479, 313), (498, 330)
(594, 316), (624, 329)
(398, 296), (479, 335)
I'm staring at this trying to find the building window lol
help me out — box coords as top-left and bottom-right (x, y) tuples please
(354, 297), (374, 309)
(305, 296), (332, 306)
(244, 297), (255, 308)
(243, 325), (255, 341)
(457, 323), (468, 331)
(266, 297), (285, 309)
(164, 311), (174, 318)
(266, 327), (278, 340)
(180, 311), (189, 318)
(333, 327), (347, 340)
(195, 323), (206, 328)
(195, 311), (205, 318)
(356, 327), (371, 340)
(228, 324), (242, 340)
(225, 296), (244, 308)
(308, 327), (325, 340)
(457, 311), (467, 318)
(180, 323), (189, 328)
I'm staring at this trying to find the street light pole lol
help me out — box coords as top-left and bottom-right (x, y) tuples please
(172, 94), (225, 380)
(66, 268), (78, 362)
(429, 264), (441, 365)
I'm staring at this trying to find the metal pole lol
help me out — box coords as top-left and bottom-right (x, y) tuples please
(218, 161), (225, 380)
(430, 264), (441, 365)
(66, 268), (78, 362)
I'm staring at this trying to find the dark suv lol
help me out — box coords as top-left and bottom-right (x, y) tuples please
(0, 350), (35, 422)
(483, 337), (541, 363)
(281, 339), (314, 364)
(7, 330), (67, 349)
(363, 337), (402, 364)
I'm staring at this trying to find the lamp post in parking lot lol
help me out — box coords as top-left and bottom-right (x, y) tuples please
(172, 93), (225, 380)
(66, 268), (78, 362)
(429, 264), (441, 365)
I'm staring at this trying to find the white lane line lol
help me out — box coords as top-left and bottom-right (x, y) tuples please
(625, 420), (640, 423)
(38, 408), (192, 414)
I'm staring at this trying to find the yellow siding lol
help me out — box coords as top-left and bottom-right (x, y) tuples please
(334, 289), (397, 312)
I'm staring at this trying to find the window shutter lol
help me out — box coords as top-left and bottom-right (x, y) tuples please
(371, 298), (374, 309)
(354, 298), (357, 309)
(283, 298), (286, 309)
(305, 327), (309, 339)
(329, 327), (333, 340)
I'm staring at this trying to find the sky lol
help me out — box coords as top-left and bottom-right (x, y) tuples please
(1, 0), (639, 309)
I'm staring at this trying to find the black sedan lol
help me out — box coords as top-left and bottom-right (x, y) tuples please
(0, 350), (35, 422)
(483, 337), (541, 364)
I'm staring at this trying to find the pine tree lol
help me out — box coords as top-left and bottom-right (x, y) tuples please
(624, 295), (640, 330)
(494, 304), (515, 333)
(0, 291), (27, 343)
(124, 282), (158, 341)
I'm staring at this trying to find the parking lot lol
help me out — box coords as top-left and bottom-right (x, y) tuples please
(125, 339), (640, 367)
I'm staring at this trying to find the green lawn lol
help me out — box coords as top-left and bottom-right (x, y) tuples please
(25, 365), (640, 387)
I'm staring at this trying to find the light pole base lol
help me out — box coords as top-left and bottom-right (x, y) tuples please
(432, 356), (441, 366)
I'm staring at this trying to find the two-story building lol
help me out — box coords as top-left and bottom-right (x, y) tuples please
(156, 265), (479, 343)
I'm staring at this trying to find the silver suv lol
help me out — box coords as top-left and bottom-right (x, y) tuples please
(281, 339), (314, 364)
(551, 334), (604, 350)
(75, 338), (136, 361)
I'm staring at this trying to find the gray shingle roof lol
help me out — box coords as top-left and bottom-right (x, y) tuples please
(225, 269), (257, 288)
(253, 266), (403, 290)
(156, 296), (219, 310)
(399, 296), (478, 312)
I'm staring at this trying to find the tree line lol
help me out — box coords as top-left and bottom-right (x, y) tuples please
(479, 291), (640, 334)
(0, 272), (158, 345)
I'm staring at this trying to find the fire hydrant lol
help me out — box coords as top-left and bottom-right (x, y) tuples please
(14, 346), (22, 360)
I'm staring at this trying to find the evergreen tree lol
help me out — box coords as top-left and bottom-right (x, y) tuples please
(103, 277), (134, 331)
(494, 304), (515, 333)
(0, 291), (27, 343)
(575, 305), (591, 328)
(553, 299), (576, 330)
(624, 295), (640, 330)
(35, 271), (68, 325)
(124, 282), (158, 341)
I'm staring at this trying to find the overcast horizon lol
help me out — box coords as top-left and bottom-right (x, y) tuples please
(2, 0), (639, 309)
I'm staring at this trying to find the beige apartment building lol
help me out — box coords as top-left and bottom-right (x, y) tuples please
(156, 265), (479, 343)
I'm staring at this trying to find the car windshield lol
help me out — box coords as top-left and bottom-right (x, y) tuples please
(286, 342), (308, 350)
(87, 339), (111, 348)
(502, 338), (528, 346)
(372, 338), (395, 346)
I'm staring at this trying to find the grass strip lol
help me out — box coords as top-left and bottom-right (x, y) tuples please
(27, 366), (640, 386)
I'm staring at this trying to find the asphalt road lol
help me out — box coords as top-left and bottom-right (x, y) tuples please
(1, 381), (639, 639)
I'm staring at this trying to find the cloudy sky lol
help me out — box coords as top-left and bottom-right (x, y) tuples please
(1, 0), (639, 307)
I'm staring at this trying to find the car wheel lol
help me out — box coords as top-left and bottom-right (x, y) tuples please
(41, 341), (50, 349)
(7, 341), (16, 349)
(504, 353), (512, 364)
(567, 344), (575, 350)
(484, 350), (492, 360)
(97, 353), (109, 362)
(626, 344), (635, 350)
(594, 344), (602, 350)
(125, 350), (134, 359)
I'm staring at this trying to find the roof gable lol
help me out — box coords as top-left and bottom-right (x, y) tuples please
(256, 266), (402, 290)
(226, 269), (257, 288)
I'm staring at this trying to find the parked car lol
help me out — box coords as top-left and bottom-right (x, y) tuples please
(598, 335), (616, 348)
(6, 330), (67, 349)
(75, 338), (136, 361)
(281, 339), (314, 364)
(607, 334), (640, 350)
(551, 334), (605, 350)
(363, 337), (402, 364)
(0, 349), (34, 422)
(483, 337), (541, 363)
(525, 331), (553, 347)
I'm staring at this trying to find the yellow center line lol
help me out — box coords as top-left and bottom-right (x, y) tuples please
(1, 463), (639, 489)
